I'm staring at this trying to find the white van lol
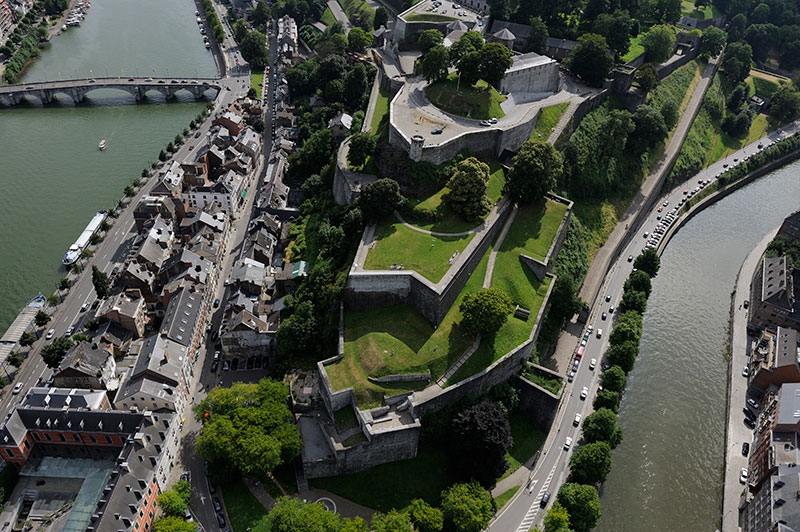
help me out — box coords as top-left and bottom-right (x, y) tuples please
(596, 328), (603, 339)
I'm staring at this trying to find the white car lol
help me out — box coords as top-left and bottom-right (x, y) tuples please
(596, 329), (602, 339)
(589, 358), (597, 371)
(45, 329), (55, 340)
(742, 367), (749, 377)
(564, 437), (573, 450)
(740, 468), (749, 484)
(12, 383), (23, 395)
(573, 413), (581, 426)
(580, 387), (588, 400)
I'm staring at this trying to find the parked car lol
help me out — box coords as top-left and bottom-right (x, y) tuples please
(573, 413), (581, 426)
(628, 255), (633, 262)
(180, 471), (190, 483)
(211, 361), (219, 373)
(65, 326), (74, 337)
(12, 383), (23, 395)
(213, 497), (222, 512)
(572, 360), (579, 372)
(742, 367), (749, 377)
(596, 329), (602, 339)
(742, 442), (750, 456)
(223, 360), (230, 371)
(80, 303), (88, 312)
(214, 298), (221, 308)
(589, 358), (597, 370)
(740, 468), (749, 484)
(431, 128), (443, 134)
(747, 398), (760, 410)
(743, 407), (755, 420)
(743, 300), (749, 309)
(568, 371), (575, 383)
(744, 417), (756, 429)
(605, 294), (612, 302)
(602, 311), (608, 321)
(217, 513), (226, 527)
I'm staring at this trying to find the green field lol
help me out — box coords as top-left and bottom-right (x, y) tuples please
(531, 102), (569, 141)
(494, 487), (519, 509)
(320, 6), (336, 25)
(680, 0), (722, 19)
(426, 73), (506, 120)
(221, 479), (269, 532)
(363, 220), (475, 282)
(370, 85), (390, 133)
(621, 33), (646, 63)
(250, 72), (263, 92)
(404, 163), (505, 233)
(747, 74), (780, 98)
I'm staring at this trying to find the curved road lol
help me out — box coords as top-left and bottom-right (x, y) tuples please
(489, 122), (800, 532)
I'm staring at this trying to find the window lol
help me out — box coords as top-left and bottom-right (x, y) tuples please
(32, 432), (40, 441)
(73, 434), (80, 442)
(44, 433), (51, 441)
(5, 449), (14, 458)
(105, 436), (112, 444)
(58, 434), (66, 442)
(88, 434), (96, 444)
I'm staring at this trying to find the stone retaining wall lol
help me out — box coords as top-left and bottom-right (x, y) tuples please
(368, 371), (430, 383)
(514, 373), (560, 431)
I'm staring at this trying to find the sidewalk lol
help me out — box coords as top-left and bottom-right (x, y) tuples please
(721, 225), (779, 532)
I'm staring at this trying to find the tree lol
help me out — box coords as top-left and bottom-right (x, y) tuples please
(372, 510), (413, 532)
(374, 6), (388, 29)
(625, 270), (652, 298)
(547, 274), (582, 323)
(770, 84), (800, 123)
(619, 288), (648, 314)
(592, 10), (634, 57)
(751, 1), (770, 22)
(594, 389), (620, 413)
(18, 331), (36, 347)
(276, 300), (320, 359)
(727, 13), (747, 42)
(609, 310), (642, 345)
(567, 33), (614, 87)
(722, 108), (754, 137)
(35, 310), (51, 327)
(635, 63), (658, 93)
(528, 17), (549, 53)
(347, 133), (377, 168)
(700, 26), (726, 58)
(601, 365), (627, 394)
(233, 18), (248, 43)
(41, 337), (73, 368)
(543, 501), (572, 532)
(487, 0), (510, 19)
(642, 25), (675, 63)
(241, 30), (268, 68)
(421, 45), (450, 82)
(409, 499), (443, 532)
(46, 293), (60, 307)
(92, 265), (111, 299)
(506, 140), (563, 203)
(418, 29), (444, 54)
(152, 517), (196, 532)
(124, 185), (135, 197)
(457, 51), (483, 86)
(347, 27), (372, 52)
(268, 497), (341, 532)
(158, 149), (167, 161)
(444, 157), (491, 221)
(440, 481), (494, 532)
(344, 63), (368, 109)
(479, 43), (513, 87)
(660, 96), (679, 129)
(451, 400), (513, 484)
(253, 1), (271, 26)
(745, 23), (779, 62)
(650, 0), (681, 22)
(606, 340), (638, 373)
(459, 288), (513, 338)
(557, 484), (602, 532)
(634, 248), (661, 277)
(157, 490), (188, 517)
(194, 380), (301, 479)
(7, 353), (24, 368)
(358, 178), (406, 220)
(630, 104), (667, 153)
(569, 441), (612, 484)
(450, 31), (483, 65)
(582, 408), (623, 447)
(721, 42), (753, 85)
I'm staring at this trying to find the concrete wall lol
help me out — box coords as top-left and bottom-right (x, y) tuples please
(500, 61), (560, 94)
(514, 373), (560, 431)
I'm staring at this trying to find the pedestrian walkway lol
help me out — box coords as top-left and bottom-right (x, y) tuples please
(393, 210), (481, 237)
(326, 0), (352, 30)
(244, 477), (277, 511)
(546, 99), (579, 145)
(436, 335), (481, 386)
(483, 205), (518, 288)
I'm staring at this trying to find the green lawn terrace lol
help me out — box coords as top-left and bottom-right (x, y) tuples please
(328, 197), (570, 408)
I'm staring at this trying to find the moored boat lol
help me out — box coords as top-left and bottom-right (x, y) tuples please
(98, 139), (107, 150)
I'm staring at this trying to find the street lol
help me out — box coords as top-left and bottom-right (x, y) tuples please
(489, 124), (798, 532)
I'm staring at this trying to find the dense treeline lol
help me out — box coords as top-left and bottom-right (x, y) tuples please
(200, 0), (225, 44)
(3, 35), (40, 84)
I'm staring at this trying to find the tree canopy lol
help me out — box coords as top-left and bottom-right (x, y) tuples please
(592, 10), (634, 57)
(409, 499), (443, 532)
(347, 27), (372, 53)
(601, 365), (627, 394)
(372, 510), (413, 532)
(642, 25), (675, 63)
(441, 481), (495, 532)
(479, 43), (513, 87)
(418, 29), (444, 54)
(721, 42), (753, 85)
(630, 104), (668, 154)
(347, 132), (377, 168)
(606, 340), (638, 373)
(619, 288), (648, 314)
(506, 140), (563, 203)
(421, 45), (450, 83)
(358, 178), (406, 220)
(459, 288), (514, 337)
(700, 26), (726, 58)
(444, 157), (491, 221)
(567, 33), (615, 87)
(771, 84), (800, 123)
(451, 400), (513, 484)
(152, 517), (196, 532)
(92, 265), (111, 299)
(569, 441), (612, 484)
(593, 389), (621, 413)
(582, 408), (623, 447)
(557, 483), (602, 532)
(194, 379), (301, 479)
(41, 337), (73, 368)
(528, 17), (548, 54)
(609, 310), (643, 346)
(241, 30), (269, 69)
(276, 300), (320, 360)
(634, 248), (661, 277)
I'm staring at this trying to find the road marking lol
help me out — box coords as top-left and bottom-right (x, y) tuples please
(516, 465), (556, 532)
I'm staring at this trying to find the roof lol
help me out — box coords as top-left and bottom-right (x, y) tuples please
(122, 261), (155, 286)
(221, 111), (243, 125)
(771, 465), (800, 530)
(230, 259), (268, 288)
(490, 20), (531, 39)
(546, 36), (578, 50)
(99, 291), (145, 321)
(763, 256), (791, 304)
(180, 210), (226, 234)
(446, 20), (468, 31)
(226, 309), (269, 333)
(328, 113), (353, 130)
(130, 335), (185, 385)
(22, 387), (107, 410)
(0, 407), (146, 447)
(57, 341), (112, 376)
(776, 327), (800, 369)
(160, 287), (204, 346)
(777, 382), (800, 426)
(493, 27), (515, 40)
(506, 51), (556, 74)
(161, 248), (214, 286)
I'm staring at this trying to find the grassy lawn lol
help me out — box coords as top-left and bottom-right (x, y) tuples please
(331, 250), (491, 407)
(531, 102), (569, 141)
(746, 74), (780, 98)
(521, 367), (562, 395)
(320, 6), (336, 25)
(334, 405), (360, 431)
(680, 0), (722, 18)
(494, 486), (519, 509)
(708, 112), (773, 163)
(406, 13), (456, 21)
(501, 200), (567, 263)
(425, 73), (506, 120)
(221, 478), (269, 532)
(363, 219), (475, 282)
(404, 163), (505, 233)
(621, 33), (645, 63)
(370, 85), (390, 133)
(250, 72), (263, 92)
(504, 412), (547, 476)
(312, 439), (456, 512)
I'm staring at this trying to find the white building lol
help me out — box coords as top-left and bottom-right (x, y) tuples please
(185, 169), (250, 217)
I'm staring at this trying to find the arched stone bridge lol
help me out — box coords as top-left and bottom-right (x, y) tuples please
(0, 77), (223, 106)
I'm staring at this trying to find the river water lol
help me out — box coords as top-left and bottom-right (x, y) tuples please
(597, 162), (800, 531)
(0, 0), (216, 330)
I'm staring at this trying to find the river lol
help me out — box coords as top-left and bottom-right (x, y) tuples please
(597, 162), (800, 531)
(0, 0), (216, 330)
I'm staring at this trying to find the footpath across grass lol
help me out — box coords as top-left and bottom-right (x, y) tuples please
(425, 73), (506, 120)
(221, 478), (269, 532)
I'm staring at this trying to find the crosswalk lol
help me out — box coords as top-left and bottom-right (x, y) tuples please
(516, 465), (556, 532)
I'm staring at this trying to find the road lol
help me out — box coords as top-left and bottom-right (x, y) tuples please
(489, 124), (798, 531)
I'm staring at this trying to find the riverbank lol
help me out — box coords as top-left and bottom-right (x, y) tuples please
(720, 226), (779, 532)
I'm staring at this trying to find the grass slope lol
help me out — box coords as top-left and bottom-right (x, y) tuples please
(320, 6), (336, 25)
(531, 102), (569, 141)
(426, 73), (506, 120)
(221, 479), (269, 532)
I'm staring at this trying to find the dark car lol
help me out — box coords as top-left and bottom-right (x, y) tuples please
(180, 471), (190, 483)
(743, 300), (749, 309)
(742, 442), (750, 456)
(628, 255), (633, 262)
(540, 491), (551, 508)
(204, 460), (209, 476)
(568, 371), (575, 383)
(208, 483), (216, 495)
(217, 513), (226, 527)
(210, 361), (219, 373)
(743, 407), (755, 420)
(602, 312), (607, 320)
(744, 417), (756, 429)
(431, 128), (443, 134)
(213, 497), (222, 512)
(214, 298), (221, 308)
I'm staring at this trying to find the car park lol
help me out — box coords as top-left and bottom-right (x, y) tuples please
(46, 329), (55, 340)
(580, 387), (588, 400)
(564, 437), (573, 450)
(742, 442), (750, 456)
(573, 413), (582, 426)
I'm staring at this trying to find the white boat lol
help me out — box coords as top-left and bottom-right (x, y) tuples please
(195, 9), (200, 15)
(62, 211), (107, 265)
(98, 139), (107, 150)
(205, 42), (211, 49)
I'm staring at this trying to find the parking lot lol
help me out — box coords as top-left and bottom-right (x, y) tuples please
(402, 0), (484, 29)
